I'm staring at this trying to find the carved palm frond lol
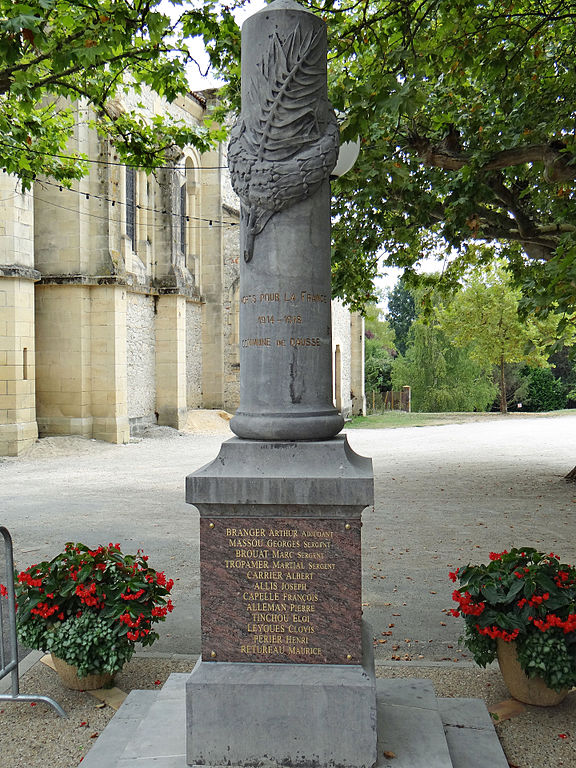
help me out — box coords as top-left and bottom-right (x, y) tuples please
(228, 24), (338, 262)
(248, 28), (325, 163)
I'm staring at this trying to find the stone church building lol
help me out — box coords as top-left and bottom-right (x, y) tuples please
(0, 91), (365, 456)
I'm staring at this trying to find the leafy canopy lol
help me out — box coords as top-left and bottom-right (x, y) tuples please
(294, 0), (576, 315)
(0, 0), (240, 186)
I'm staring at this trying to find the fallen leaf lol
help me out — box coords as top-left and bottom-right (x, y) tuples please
(488, 699), (525, 722)
(383, 751), (396, 759)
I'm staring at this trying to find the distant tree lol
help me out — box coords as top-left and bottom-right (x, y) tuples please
(364, 298), (396, 393)
(386, 280), (416, 355)
(547, 347), (576, 408)
(365, 338), (394, 393)
(391, 320), (496, 413)
(516, 367), (568, 412)
(437, 265), (562, 413)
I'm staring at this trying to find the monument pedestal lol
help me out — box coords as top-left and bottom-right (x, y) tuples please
(186, 623), (377, 768)
(185, 436), (376, 768)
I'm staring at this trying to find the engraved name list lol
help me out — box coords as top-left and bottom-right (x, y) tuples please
(200, 518), (361, 664)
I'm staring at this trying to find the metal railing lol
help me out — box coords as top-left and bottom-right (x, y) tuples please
(0, 526), (66, 717)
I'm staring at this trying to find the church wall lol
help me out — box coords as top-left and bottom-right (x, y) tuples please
(126, 291), (156, 428)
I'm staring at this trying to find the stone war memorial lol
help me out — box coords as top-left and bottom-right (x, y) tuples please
(185, 2), (376, 765)
(79, 3), (510, 767)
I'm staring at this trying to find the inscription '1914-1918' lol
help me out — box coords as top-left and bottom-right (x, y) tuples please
(200, 519), (361, 664)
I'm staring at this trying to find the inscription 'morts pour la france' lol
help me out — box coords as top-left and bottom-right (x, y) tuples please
(200, 518), (361, 664)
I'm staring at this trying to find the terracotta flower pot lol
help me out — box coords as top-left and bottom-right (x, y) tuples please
(496, 639), (570, 706)
(51, 655), (114, 691)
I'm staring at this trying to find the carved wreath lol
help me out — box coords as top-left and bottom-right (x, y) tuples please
(228, 26), (339, 262)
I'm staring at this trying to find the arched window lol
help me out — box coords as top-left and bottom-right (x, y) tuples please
(179, 157), (200, 288)
(125, 166), (136, 249)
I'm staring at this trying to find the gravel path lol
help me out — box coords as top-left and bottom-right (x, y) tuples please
(0, 412), (575, 767)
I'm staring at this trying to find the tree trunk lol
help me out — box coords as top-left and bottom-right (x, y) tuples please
(499, 356), (507, 414)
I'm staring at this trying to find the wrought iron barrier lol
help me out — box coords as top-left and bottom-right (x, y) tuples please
(0, 525), (66, 717)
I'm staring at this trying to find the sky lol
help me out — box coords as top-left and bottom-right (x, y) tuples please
(177, 0), (267, 90)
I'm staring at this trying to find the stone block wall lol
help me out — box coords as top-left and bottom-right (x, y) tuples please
(186, 301), (203, 410)
(127, 291), (156, 425)
(0, 278), (38, 455)
(0, 176), (39, 455)
(0, 89), (363, 454)
(331, 298), (353, 418)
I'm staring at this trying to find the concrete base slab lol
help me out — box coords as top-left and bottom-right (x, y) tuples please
(78, 674), (508, 768)
(438, 698), (509, 768)
(186, 655), (377, 768)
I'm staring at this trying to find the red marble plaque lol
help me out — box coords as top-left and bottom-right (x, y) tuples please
(200, 518), (362, 664)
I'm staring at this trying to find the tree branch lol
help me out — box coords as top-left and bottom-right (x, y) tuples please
(408, 133), (576, 181)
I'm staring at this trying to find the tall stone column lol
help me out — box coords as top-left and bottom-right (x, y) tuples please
(228, 0), (343, 441)
(186, 4), (375, 768)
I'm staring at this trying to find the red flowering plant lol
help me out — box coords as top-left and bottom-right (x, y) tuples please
(450, 547), (576, 692)
(1, 542), (174, 679)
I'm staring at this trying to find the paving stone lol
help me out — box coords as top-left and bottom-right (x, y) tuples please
(79, 690), (157, 768)
(438, 697), (509, 768)
(77, 675), (510, 768)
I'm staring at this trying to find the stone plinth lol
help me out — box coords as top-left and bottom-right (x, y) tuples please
(186, 623), (378, 768)
(186, 436), (375, 767)
(187, 436), (373, 511)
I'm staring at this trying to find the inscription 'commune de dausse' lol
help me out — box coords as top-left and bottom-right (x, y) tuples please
(224, 526), (334, 658)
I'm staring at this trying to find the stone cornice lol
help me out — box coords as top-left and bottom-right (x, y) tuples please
(0, 265), (41, 281)
(37, 272), (204, 302)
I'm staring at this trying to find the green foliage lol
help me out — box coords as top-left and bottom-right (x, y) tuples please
(436, 262), (566, 410)
(391, 320), (496, 412)
(437, 263), (557, 370)
(47, 612), (135, 678)
(386, 280), (415, 356)
(364, 298), (396, 392)
(516, 632), (576, 692)
(250, 0), (576, 316)
(517, 367), (568, 412)
(7, 542), (174, 676)
(0, 0), (236, 186)
(451, 548), (576, 691)
(365, 337), (394, 393)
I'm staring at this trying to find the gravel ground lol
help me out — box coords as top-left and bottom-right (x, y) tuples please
(1, 412), (576, 768)
(1, 656), (575, 768)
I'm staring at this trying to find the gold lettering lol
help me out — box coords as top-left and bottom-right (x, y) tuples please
(234, 549), (269, 559)
(247, 571), (284, 580)
(241, 338), (271, 348)
(224, 559), (268, 569)
(247, 623), (285, 634)
(289, 337), (321, 348)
